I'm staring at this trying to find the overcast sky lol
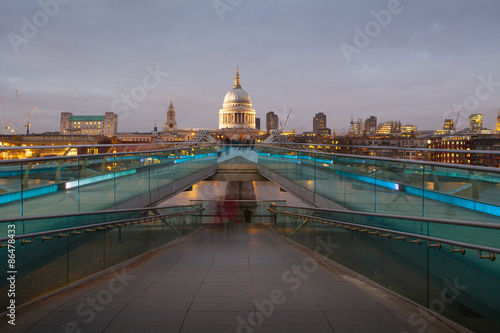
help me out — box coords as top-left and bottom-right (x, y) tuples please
(1, 0), (500, 135)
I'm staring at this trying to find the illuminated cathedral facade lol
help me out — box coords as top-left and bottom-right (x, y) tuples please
(219, 67), (256, 130)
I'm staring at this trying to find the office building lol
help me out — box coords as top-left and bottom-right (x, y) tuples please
(313, 112), (327, 133)
(60, 112), (118, 136)
(469, 113), (483, 133)
(266, 112), (279, 132)
(364, 116), (377, 134)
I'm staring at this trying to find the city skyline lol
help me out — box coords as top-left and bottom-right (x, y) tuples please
(1, 1), (500, 134)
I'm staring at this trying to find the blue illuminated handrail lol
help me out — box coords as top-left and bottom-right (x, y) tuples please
(260, 142), (500, 155)
(0, 143), (216, 165)
(256, 144), (500, 172)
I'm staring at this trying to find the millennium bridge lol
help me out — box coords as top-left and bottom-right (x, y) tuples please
(0, 139), (499, 332)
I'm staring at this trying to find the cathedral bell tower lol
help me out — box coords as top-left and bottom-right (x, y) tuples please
(163, 99), (177, 131)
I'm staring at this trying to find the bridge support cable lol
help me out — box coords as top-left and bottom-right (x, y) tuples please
(263, 131), (313, 151)
(177, 130), (217, 148)
(290, 218), (308, 236)
(150, 208), (181, 235)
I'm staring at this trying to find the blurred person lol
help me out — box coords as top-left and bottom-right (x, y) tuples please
(223, 200), (238, 236)
(244, 207), (253, 224)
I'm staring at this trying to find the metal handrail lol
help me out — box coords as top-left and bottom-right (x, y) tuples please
(0, 143), (257, 153)
(270, 204), (500, 230)
(3, 142), (499, 173)
(0, 204), (203, 224)
(190, 199), (287, 203)
(4, 141), (500, 155)
(0, 208), (204, 245)
(0, 142), (209, 151)
(257, 144), (500, 173)
(268, 208), (497, 260)
(260, 142), (500, 155)
(0, 144), (216, 165)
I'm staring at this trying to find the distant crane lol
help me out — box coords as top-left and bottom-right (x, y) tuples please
(16, 90), (36, 134)
(1, 96), (8, 135)
(279, 109), (293, 131)
(453, 109), (461, 133)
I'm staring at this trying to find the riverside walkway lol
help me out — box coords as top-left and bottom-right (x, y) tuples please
(1, 225), (467, 333)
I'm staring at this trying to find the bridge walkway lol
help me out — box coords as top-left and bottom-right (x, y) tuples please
(1, 225), (466, 333)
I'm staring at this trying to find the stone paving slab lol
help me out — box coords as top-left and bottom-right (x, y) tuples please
(0, 225), (470, 333)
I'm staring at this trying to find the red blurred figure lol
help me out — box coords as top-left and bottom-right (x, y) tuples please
(223, 200), (238, 224)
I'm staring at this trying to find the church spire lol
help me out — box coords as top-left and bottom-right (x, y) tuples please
(164, 99), (177, 131)
(233, 66), (241, 89)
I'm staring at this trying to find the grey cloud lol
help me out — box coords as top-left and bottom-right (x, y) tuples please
(1, 0), (499, 134)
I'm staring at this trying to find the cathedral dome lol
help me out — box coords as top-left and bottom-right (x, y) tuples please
(219, 67), (256, 130)
(222, 67), (252, 107)
(223, 88), (251, 105)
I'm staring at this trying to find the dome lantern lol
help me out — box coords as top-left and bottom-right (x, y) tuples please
(233, 66), (241, 89)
